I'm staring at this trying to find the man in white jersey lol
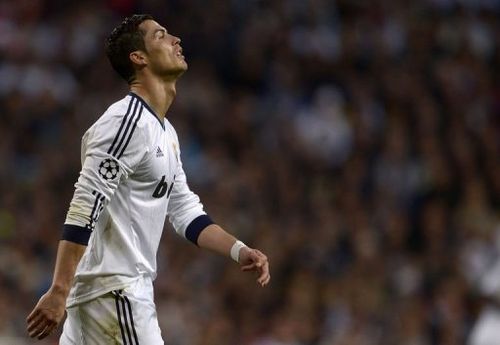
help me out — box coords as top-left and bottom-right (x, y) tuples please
(26, 14), (270, 344)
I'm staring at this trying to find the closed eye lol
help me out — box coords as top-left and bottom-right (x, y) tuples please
(154, 29), (167, 39)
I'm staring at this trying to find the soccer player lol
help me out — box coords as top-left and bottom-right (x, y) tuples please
(26, 14), (270, 344)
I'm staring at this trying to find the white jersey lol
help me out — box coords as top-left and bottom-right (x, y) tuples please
(63, 92), (213, 307)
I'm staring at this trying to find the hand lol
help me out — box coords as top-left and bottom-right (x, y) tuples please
(27, 287), (67, 340)
(239, 247), (271, 287)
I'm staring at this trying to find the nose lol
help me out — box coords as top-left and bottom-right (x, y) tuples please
(172, 35), (181, 45)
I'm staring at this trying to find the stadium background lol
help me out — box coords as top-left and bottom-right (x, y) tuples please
(0, 0), (498, 344)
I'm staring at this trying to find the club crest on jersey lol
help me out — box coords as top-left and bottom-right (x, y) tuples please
(98, 158), (120, 181)
(156, 146), (164, 157)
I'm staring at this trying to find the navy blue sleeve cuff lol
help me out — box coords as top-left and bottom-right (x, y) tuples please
(185, 215), (214, 246)
(62, 224), (92, 245)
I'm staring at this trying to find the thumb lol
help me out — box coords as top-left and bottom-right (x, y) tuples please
(246, 249), (262, 265)
(238, 246), (256, 264)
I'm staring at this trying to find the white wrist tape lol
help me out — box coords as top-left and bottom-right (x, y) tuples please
(230, 240), (247, 263)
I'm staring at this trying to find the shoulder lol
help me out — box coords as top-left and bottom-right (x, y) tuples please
(97, 94), (146, 129)
(86, 94), (148, 149)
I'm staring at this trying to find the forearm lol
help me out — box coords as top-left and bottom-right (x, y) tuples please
(50, 240), (87, 296)
(196, 224), (238, 258)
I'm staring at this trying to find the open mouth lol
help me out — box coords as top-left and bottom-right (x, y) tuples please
(176, 48), (184, 59)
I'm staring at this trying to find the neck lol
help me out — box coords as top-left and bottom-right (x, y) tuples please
(129, 76), (177, 119)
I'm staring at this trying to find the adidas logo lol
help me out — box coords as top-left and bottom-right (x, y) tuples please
(156, 146), (164, 157)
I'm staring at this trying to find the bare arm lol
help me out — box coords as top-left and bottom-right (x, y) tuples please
(27, 240), (87, 340)
(197, 224), (271, 286)
(197, 224), (238, 256)
(48, 240), (87, 294)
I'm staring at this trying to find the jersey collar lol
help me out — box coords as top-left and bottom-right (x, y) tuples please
(128, 92), (165, 130)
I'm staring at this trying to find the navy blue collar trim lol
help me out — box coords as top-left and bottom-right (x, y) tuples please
(128, 92), (165, 130)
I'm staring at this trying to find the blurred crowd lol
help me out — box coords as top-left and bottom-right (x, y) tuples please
(0, 0), (499, 344)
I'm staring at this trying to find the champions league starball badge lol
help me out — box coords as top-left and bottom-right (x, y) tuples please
(98, 158), (120, 180)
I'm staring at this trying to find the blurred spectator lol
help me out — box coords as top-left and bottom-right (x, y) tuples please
(0, 0), (498, 344)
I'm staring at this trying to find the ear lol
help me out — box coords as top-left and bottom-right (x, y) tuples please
(129, 51), (147, 67)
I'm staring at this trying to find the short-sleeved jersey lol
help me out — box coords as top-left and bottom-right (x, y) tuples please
(63, 92), (213, 307)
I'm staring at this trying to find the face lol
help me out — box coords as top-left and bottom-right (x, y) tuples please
(136, 20), (187, 79)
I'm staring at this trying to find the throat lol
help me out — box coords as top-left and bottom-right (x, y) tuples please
(129, 81), (177, 119)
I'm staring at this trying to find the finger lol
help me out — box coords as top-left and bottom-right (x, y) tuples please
(27, 313), (45, 332)
(247, 256), (263, 268)
(255, 257), (267, 269)
(258, 272), (270, 286)
(37, 325), (50, 340)
(262, 271), (271, 286)
(27, 308), (41, 323)
(257, 261), (270, 286)
(28, 318), (50, 338)
(241, 263), (256, 271)
(29, 323), (48, 339)
(254, 249), (267, 260)
(253, 250), (268, 267)
(254, 252), (265, 267)
(37, 323), (56, 340)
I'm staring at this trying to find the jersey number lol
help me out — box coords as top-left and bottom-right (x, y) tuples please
(152, 175), (175, 198)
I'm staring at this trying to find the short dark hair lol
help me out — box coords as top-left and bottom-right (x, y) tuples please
(105, 14), (154, 83)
